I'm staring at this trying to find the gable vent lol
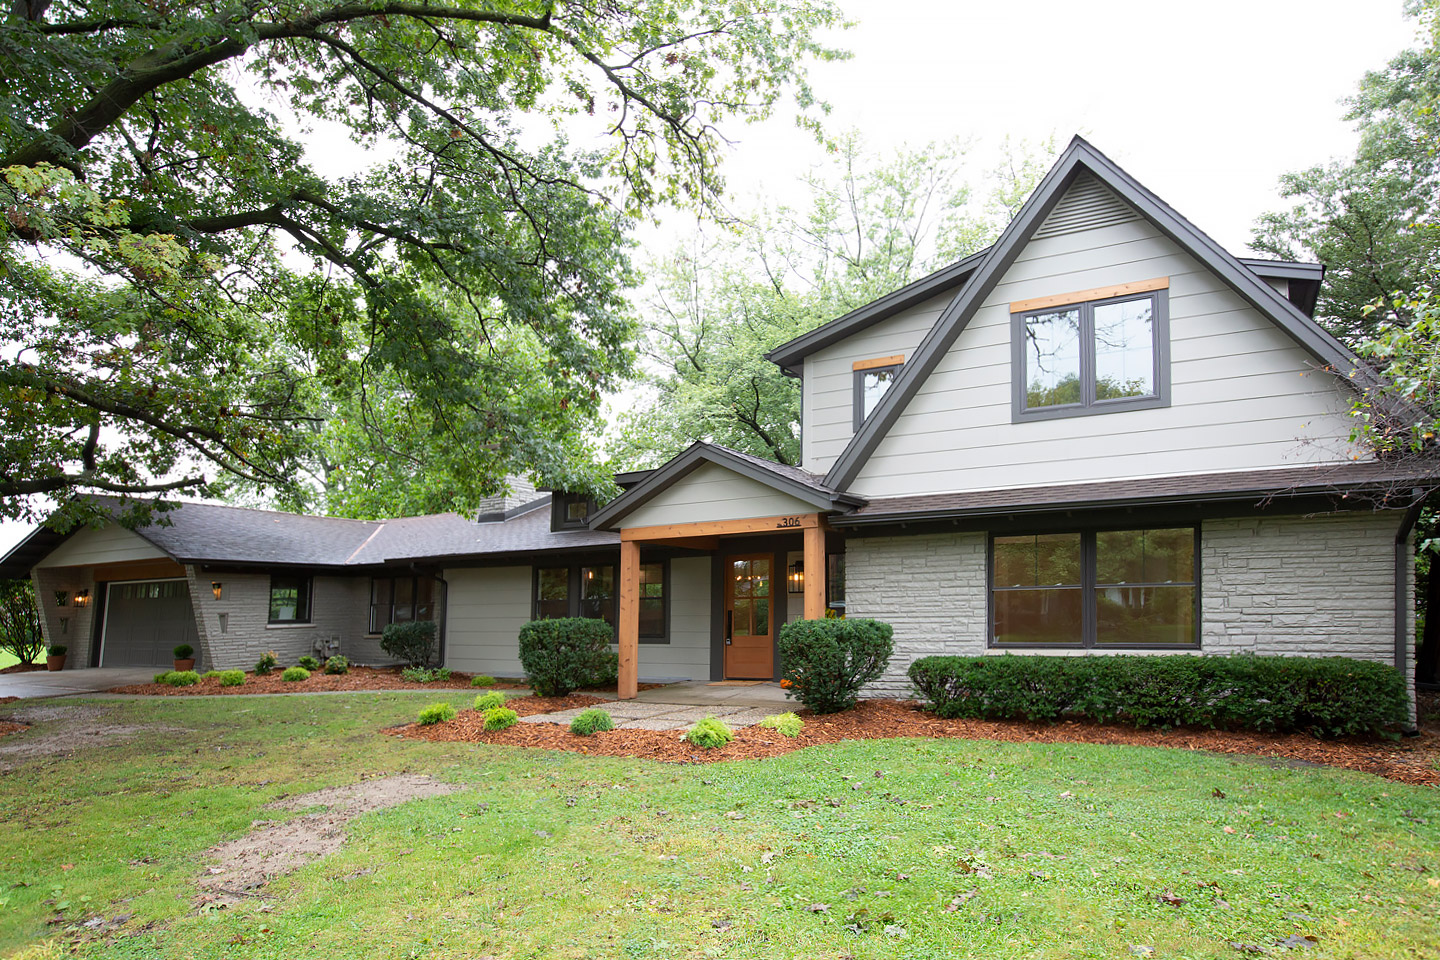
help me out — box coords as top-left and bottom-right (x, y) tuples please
(1032, 172), (1140, 239)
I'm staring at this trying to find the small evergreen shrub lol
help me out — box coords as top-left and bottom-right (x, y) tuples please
(46, 644), (67, 657)
(569, 708), (615, 736)
(173, 643), (194, 660)
(255, 651), (278, 675)
(381, 620), (437, 668)
(201, 670), (223, 679)
(777, 618), (894, 714)
(417, 702), (457, 726)
(473, 691), (507, 711)
(218, 669), (246, 687)
(517, 618), (619, 697)
(157, 670), (200, 687)
(684, 716), (734, 749)
(297, 655), (322, 671)
(907, 654), (1410, 737)
(323, 655), (349, 675)
(470, 674), (497, 687)
(281, 666), (310, 682)
(401, 666), (452, 683)
(482, 707), (518, 731)
(759, 712), (804, 738)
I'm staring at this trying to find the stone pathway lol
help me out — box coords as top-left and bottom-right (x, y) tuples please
(519, 699), (777, 732)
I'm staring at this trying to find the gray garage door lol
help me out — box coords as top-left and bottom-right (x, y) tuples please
(101, 579), (199, 667)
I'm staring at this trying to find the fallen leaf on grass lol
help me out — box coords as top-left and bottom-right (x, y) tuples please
(1157, 890), (1186, 907)
(805, 903), (829, 913)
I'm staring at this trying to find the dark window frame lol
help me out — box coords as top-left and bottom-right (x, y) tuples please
(1011, 288), (1171, 422)
(853, 363), (902, 430)
(267, 574), (313, 625)
(368, 575), (436, 635)
(531, 560), (670, 644)
(550, 492), (597, 531)
(986, 526), (1200, 650)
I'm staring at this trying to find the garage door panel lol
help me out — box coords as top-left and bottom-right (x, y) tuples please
(102, 580), (199, 667)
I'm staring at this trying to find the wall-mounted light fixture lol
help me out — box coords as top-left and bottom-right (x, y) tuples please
(54, 590), (69, 608)
(211, 581), (223, 601)
(72, 590), (91, 608)
(787, 560), (805, 594)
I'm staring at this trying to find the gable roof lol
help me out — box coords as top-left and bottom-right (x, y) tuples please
(588, 442), (865, 531)
(821, 135), (1363, 491)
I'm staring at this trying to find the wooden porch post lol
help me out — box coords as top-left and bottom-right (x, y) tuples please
(803, 521), (826, 619)
(618, 538), (640, 699)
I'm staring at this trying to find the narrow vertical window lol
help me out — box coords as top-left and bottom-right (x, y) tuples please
(535, 567), (569, 620)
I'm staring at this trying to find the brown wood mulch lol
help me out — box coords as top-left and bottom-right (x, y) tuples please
(0, 663), (45, 675)
(105, 666), (661, 698)
(0, 721), (27, 738)
(395, 698), (1440, 787)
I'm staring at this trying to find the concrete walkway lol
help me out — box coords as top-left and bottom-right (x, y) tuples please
(0, 667), (158, 700)
(520, 680), (793, 732)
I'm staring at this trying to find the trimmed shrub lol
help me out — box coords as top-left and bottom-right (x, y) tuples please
(281, 666), (310, 682)
(777, 618), (894, 714)
(297, 655), (322, 671)
(417, 702), (456, 726)
(482, 707), (518, 731)
(473, 691), (507, 711)
(517, 618), (619, 697)
(201, 670), (223, 679)
(469, 674), (497, 687)
(684, 716), (733, 749)
(401, 666), (451, 684)
(173, 643), (194, 660)
(323, 655), (349, 675)
(218, 670), (246, 687)
(255, 651), (278, 675)
(569, 708), (614, 736)
(46, 644), (67, 657)
(760, 712), (804, 738)
(156, 670), (200, 687)
(907, 654), (1410, 737)
(381, 620), (437, 668)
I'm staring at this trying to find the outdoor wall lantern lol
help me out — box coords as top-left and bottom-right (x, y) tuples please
(72, 590), (90, 608)
(787, 560), (804, 594)
(211, 581), (223, 601)
(53, 590), (69, 608)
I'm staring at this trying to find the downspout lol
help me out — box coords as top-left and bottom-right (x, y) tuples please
(1395, 492), (1429, 735)
(411, 563), (449, 668)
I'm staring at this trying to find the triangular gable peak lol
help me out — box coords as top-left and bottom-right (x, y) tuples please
(823, 136), (1362, 493)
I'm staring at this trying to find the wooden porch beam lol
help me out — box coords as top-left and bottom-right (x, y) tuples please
(803, 523), (826, 619)
(620, 513), (820, 542)
(618, 538), (640, 700)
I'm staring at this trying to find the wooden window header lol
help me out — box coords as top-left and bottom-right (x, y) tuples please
(1010, 277), (1169, 315)
(852, 354), (905, 372)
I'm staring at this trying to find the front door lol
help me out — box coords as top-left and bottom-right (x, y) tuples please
(724, 554), (773, 679)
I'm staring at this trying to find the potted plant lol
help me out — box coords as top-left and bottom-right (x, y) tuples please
(173, 643), (196, 672)
(46, 644), (67, 671)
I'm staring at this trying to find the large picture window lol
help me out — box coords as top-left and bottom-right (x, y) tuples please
(990, 527), (1197, 648)
(534, 562), (669, 642)
(268, 575), (313, 624)
(1013, 285), (1168, 421)
(369, 576), (436, 634)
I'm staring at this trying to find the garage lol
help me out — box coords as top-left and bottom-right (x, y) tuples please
(99, 579), (200, 668)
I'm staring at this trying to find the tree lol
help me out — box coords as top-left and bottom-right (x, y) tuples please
(0, 580), (44, 667)
(610, 135), (1055, 468)
(0, 0), (845, 526)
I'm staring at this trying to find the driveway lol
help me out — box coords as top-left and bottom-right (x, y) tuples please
(0, 668), (157, 700)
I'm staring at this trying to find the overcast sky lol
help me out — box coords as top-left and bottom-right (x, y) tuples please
(0, 0), (1420, 554)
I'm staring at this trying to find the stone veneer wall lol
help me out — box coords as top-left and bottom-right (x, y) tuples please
(844, 512), (1409, 700)
(474, 476), (540, 516)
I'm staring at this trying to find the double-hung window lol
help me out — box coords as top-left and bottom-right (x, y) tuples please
(1013, 280), (1169, 421)
(534, 561), (669, 642)
(369, 576), (436, 634)
(990, 527), (1198, 648)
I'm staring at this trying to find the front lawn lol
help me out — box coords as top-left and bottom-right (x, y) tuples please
(0, 693), (1435, 959)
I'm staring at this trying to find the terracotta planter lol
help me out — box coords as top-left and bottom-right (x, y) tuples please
(174, 658), (196, 672)
(46, 655), (66, 672)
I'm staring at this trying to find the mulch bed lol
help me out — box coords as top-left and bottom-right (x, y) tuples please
(0, 721), (27, 738)
(106, 666), (662, 698)
(395, 698), (1440, 786)
(0, 663), (45, 675)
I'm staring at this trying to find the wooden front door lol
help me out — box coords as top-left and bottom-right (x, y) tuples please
(725, 554), (774, 679)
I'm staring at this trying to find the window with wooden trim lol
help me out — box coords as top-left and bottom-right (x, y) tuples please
(989, 527), (1198, 648)
(369, 576), (436, 634)
(852, 355), (904, 429)
(1012, 281), (1169, 421)
(533, 562), (669, 643)
(268, 574), (313, 624)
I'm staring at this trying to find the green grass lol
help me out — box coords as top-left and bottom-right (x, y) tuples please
(0, 692), (1436, 959)
(0, 648), (40, 670)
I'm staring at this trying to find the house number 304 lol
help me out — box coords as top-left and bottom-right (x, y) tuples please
(775, 516), (803, 528)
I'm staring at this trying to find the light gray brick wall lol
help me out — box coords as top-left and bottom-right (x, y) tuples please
(186, 569), (375, 670)
(31, 568), (98, 668)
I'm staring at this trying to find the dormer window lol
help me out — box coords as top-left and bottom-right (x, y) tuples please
(852, 355), (904, 429)
(551, 491), (595, 530)
(1011, 279), (1170, 422)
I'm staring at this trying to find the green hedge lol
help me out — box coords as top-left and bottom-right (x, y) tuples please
(778, 618), (894, 714)
(517, 618), (619, 697)
(907, 654), (1409, 737)
(382, 620), (437, 668)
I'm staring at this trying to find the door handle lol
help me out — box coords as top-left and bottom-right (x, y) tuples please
(724, 610), (732, 643)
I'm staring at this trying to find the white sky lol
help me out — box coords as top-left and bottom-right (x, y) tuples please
(0, 0), (1419, 554)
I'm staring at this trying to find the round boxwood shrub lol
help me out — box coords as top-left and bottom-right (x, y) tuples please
(155, 670), (200, 687)
(381, 620), (437, 668)
(324, 655), (349, 675)
(474, 690), (507, 711)
(281, 666), (310, 682)
(173, 643), (194, 660)
(517, 618), (619, 697)
(417, 702), (457, 726)
(569, 708), (615, 736)
(684, 716), (733, 749)
(201, 669), (223, 679)
(297, 655), (322, 671)
(470, 674), (497, 687)
(777, 618), (894, 714)
(482, 706), (519, 731)
(218, 669), (246, 687)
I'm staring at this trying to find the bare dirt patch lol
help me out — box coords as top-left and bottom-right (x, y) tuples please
(0, 703), (164, 768)
(108, 665), (664, 698)
(396, 698), (1440, 786)
(196, 774), (461, 908)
